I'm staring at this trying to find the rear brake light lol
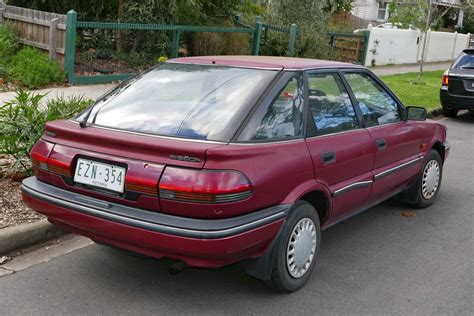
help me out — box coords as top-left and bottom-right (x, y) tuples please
(442, 75), (449, 86)
(31, 141), (71, 178)
(442, 70), (449, 86)
(30, 140), (55, 183)
(159, 167), (252, 204)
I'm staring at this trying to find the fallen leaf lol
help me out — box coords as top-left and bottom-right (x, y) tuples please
(401, 210), (417, 218)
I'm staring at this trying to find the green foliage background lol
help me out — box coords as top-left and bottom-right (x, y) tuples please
(0, 90), (93, 173)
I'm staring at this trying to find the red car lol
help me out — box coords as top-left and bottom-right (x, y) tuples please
(22, 56), (449, 292)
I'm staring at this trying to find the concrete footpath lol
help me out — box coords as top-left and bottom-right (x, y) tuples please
(0, 61), (452, 105)
(370, 61), (451, 76)
(0, 83), (115, 105)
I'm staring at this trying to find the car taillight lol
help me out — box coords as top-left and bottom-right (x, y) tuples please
(159, 167), (252, 204)
(31, 140), (71, 180)
(442, 70), (449, 86)
(442, 75), (449, 86)
(30, 140), (55, 183)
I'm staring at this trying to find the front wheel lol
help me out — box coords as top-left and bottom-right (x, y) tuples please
(266, 201), (321, 292)
(411, 150), (443, 208)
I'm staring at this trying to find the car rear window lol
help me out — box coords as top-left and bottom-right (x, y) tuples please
(453, 51), (474, 69)
(77, 63), (278, 142)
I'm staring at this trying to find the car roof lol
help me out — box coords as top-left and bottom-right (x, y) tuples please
(168, 55), (364, 70)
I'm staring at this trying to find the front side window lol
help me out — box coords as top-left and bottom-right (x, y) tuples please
(76, 63), (278, 142)
(239, 74), (304, 141)
(308, 73), (359, 136)
(344, 73), (401, 127)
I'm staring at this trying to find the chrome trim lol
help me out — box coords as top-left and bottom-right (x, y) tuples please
(22, 183), (286, 239)
(374, 156), (424, 180)
(332, 180), (373, 197)
(67, 120), (227, 145)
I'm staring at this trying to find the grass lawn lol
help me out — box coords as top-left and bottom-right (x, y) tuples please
(380, 70), (444, 111)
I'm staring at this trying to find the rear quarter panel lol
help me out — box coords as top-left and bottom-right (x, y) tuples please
(192, 140), (329, 218)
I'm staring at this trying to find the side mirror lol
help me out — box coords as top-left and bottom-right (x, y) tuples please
(406, 106), (427, 121)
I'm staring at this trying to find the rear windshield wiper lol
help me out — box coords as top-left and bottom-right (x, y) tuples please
(460, 66), (474, 69)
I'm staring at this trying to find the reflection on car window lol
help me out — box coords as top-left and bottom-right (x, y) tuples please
(344, 73), (400, 127)
(308, 73), (359, 136)
(453, 52), (474, 69)
(245, 75), (304, 141)
(76, 63), (277, 142)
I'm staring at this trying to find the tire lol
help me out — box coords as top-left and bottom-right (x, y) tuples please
(443, 107), (458, 118)
(265, 201), (321, 292)
(410, 150), (443, 208)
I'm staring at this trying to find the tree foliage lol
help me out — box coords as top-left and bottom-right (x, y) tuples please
(388, 0), (455, 82)
(266, 0), (329, 59)
(388, 0), (451, 31)
(324, 0), (352, 15)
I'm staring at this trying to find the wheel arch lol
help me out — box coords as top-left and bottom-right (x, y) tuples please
(281, 180), (332, 226)
(299, 190), (330, 226)
(431, 141), (445, 163)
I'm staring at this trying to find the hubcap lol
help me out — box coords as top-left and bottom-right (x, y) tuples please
(422, 160), (440, 200)
(286, 218), (317, 279)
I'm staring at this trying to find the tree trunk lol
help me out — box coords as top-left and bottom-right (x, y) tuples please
(418, 0), (433, 83)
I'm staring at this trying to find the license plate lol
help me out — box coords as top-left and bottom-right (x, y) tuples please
(74, 158), (125, 193)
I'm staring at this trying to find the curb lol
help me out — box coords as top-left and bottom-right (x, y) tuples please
(0, 219), (67, 255)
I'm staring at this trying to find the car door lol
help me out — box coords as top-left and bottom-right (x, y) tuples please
(342, 71), (423, 203)
(304, 70), (375, 223)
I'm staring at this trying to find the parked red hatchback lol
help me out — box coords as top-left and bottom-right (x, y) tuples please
(22, 56), (449, 292)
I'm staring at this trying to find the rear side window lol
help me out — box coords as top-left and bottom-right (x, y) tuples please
(238, 74), (304, 141)
(308, 72), (359, 136)
(77, 63), (278, 142)
(344, 73), (401, 127)
(452, 51), (474, 69)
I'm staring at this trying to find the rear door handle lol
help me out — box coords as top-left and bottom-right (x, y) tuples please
(322, 151), (336, 165)
(376, 139), (387, 150)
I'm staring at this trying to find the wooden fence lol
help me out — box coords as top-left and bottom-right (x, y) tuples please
(0, 1), (66, 61)
(327, 32), (369, 65)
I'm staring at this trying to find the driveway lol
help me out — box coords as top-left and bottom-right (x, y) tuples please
(0, 113), (472, 315)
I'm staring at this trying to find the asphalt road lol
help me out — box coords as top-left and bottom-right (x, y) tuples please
(0, 113), (472, 315)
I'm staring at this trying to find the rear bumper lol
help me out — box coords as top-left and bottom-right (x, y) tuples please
(440, 88), (474, 110)
(21, 177), (288, 268)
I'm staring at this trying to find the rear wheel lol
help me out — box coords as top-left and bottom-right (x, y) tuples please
(266, 201), (321, 292)
(443, 107), (458, 117)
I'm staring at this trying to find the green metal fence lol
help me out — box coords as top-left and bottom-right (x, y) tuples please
(327, 32), (369, 66)
(64, 11), (298, 84)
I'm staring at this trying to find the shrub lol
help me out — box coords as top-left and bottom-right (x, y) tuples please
(266, 0), (329, 59)
(9, 47), (66, 89)
(190, 32), (251, 56)
(0, 90), (93, 174)
(0, 23), (19, 61)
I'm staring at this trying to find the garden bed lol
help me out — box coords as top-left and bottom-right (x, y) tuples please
(0, 155), (43, 230)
